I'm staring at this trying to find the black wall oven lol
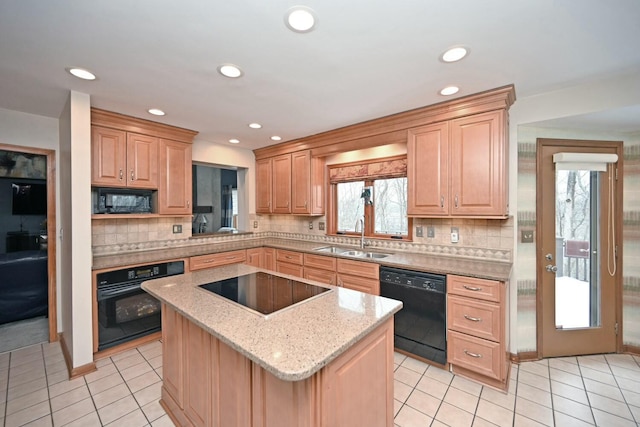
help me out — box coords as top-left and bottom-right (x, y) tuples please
(96, 260), (184, 351)
(380, 267), (447, 365)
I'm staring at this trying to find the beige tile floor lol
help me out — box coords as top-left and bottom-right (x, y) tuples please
(2, 340), (640, 426)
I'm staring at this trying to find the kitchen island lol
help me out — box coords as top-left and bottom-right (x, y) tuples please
(142, 263), (402, 427)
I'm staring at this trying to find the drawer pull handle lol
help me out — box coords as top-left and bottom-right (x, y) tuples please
(285, 256), (292, 259)
(203, 259), (214, 263)
(225, 256), (236, 260)
(463, 285), (482, 292)
(464, 314), (481, 322)
(464, 350), (482, 358)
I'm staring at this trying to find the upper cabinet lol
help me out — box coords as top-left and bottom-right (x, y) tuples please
(158, 139), (192, 215)
(91, 108), (198, 215)
(256, 150), (324, 215)
(92, 127), (159, 189)
(408, 110), (508, 218)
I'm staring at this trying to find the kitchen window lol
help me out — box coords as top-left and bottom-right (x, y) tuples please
(328, 155), (412, 240)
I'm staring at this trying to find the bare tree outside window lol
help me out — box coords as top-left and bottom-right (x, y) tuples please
(374, 177), (408, 235)
(336, 181), (364, 232)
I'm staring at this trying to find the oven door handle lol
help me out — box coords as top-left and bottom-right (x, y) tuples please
(97, 284), (142, 301)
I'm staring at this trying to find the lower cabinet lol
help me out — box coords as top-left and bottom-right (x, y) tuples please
(446, 274), (509, 390)
(160, 304), (394, 427)
(276, 249), (304, 277)
(337, 258), (380, 295)
(189, 250), (246, 271)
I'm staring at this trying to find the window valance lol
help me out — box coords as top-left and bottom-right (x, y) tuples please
(328, 157), (407, 183)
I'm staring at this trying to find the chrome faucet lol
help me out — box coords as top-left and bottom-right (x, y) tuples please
(355, 217), (365, 249)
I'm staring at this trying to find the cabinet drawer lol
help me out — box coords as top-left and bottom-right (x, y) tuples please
(190, 250), (246, 271)
(447, 295), (501, 342)
(337, 259), (379, 280)
(447, 275), (502, 302)
(448, 330), (502, 381)
(338, 274), (379, 295)
(304, 268), (336, 286)
(276, 249), (304, 265)
(276, 261), (304, 278)
(304, 254), (336, 271)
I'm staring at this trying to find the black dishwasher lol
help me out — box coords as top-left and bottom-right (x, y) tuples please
(380, 267), (446, 365)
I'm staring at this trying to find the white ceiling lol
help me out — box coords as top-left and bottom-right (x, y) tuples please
(1, 1), (640, 150)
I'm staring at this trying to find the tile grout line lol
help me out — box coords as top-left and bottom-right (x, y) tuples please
(108, 347), (155, 426)
(604, 354), (640, 425)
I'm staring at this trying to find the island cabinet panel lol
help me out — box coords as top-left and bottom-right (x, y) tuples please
(158, 139), (192, 214)
(184, 319), (211, 427)
(159, 303), (395, 427)
(321, 319), (394, 427)
(190, 250), (247, 271)
(407, 110), (508, 218)
(162, 305), (184, 409)
(212, 338), (252, 427)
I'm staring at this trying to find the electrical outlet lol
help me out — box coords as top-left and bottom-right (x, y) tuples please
(416, 226), (423, 237)
(309, 221), (313, 230)
(172, 224), (182, 234)
(253, 220), (258, 229)
(319, 222), (325, 231)
(427, 226), (435, 238)
(521, 230), (534, 243)
(450, 227), (459, 243)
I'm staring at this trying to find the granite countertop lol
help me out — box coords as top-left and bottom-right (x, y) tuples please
(94, 237), (512, 281)
(141, 263), (402, 381)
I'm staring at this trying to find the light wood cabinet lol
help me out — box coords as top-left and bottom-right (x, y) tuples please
(446, 274), (509, 390)
(245, 247), (264, 268)
(408, 110), (508, 218)
(276, 249), (304, 278)
(161, 304), (394, 427)
(337, 258), (379, 295)
(303, 254), (337, 286)
(91, 127), (158, 189)
(256, 150), (325, 215)
(190, 250), (247, 271)
(158, 139), (192, 215)
(264, 248), (276, 271)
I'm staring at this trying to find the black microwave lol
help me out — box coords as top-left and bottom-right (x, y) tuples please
(96, 188), (153, 214)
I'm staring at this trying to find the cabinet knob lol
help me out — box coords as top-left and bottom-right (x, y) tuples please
(440, 196), (444, 208)
(187, 200), (190, 208)
(119, 169), (123, 180)
(130, 169), (135, 181)
(454, 195), (459, 208)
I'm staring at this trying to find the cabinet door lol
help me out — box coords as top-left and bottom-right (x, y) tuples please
(184, 318), (211, 427)
(126, 132), (158, 189)
(304, 267), (336, 286)
(255, 158), (273, 213)
(158, 139), (192, 214)
(407, 122), (450, 215)
(245, 248), (264, 268)
(276, 261), (304, 278)
(263, 248), (276, 271)
(450, 110), (507, 216)
(162, 304), (184, 408)
(91, 126), (127, 187)
(291, 151), (311, 214)
(272, 154), (292, 214)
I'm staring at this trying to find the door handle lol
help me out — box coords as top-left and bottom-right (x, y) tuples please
(546, 264), (558, 273)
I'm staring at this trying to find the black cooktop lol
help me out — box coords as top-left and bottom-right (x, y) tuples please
(199, 272), (330, 315)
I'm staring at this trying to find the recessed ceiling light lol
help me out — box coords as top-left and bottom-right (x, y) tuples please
(285, 6), (316, 33)
(440, 86), (460, 96)
(148, 108), (165, 116)
(440, 47), (468, 63)
(249, 123), (262, 129)
(218, 64), (243, 78)
(229, 139), (240, 144)
(270, 136), (282, 141)
(67, 67), (96, 80)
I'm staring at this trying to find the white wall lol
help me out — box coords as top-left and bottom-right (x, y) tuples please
(58, 91), (93, 368)
(0, 107), (62, 331)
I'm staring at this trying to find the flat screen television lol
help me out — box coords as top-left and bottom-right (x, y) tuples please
(12, 182), (47, 215)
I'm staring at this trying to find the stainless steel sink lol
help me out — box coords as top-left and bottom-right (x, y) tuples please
(313, 246), (347, 254)
(341, 250), (366, 257)
(362, 252), (389, 259)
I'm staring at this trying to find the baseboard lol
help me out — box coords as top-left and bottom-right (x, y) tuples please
(59, 332), (97, 380)
(510, 351), (539, 364)
(93, 331), (162, 361)
(623, 344), (640, 356)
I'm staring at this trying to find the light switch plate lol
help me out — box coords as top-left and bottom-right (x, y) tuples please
(427, 226), (435, 238)
(253, 220), (258, 229)
(450, 227), (459, 243)
(319, 222), (325, 231)
(309, 221), (313, 230)
(416, 226), (423, 237)
(521, 230), (534, 243)
(172, 224), (182, 234)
